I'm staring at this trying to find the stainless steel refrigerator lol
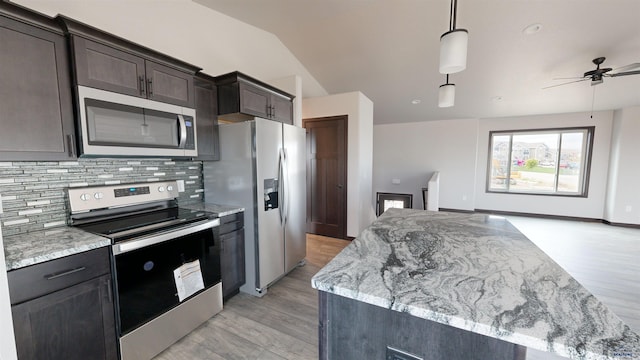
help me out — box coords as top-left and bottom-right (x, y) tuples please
(203, 118), (306, 297)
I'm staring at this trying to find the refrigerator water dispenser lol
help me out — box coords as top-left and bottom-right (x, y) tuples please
(264, 178), (279, 211)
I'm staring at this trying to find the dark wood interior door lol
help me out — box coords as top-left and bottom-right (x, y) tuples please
(303, 116), (348, 239)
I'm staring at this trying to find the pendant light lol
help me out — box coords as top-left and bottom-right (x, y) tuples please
(439, 0), (468, 74)
(438, 75), (455, 108)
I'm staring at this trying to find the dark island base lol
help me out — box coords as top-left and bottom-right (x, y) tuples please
(319, 291), (527, 360)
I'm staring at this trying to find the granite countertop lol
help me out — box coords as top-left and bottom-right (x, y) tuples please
(182, 202), (244, 217)
(3, 226), (111, 271)
(311, 208), (639, 360)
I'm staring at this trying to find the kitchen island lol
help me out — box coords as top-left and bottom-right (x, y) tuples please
(311, 209), (639, 360)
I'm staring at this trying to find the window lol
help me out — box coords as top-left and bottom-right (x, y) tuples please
(376, 192), (413, 216)
(487, 127), (594, 196)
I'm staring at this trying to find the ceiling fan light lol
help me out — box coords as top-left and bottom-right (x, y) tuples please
(439, 29), (468, 74)
(438, 83), (455, 107)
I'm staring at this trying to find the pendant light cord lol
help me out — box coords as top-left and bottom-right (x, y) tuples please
(590, 86), (595, 119)
(449, 0), (456, 31)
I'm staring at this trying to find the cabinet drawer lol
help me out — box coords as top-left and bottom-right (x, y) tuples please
(219, 212), (244, 234)
(8, 247), (111, 305)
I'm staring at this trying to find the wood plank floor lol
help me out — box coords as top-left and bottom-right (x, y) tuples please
(155, 221), (639, 360)
(154, 234), (349, 360)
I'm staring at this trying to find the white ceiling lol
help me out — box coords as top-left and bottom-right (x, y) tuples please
(195, 0), (640, 124)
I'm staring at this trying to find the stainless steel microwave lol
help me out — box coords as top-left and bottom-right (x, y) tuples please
(77, 86), (197, 157)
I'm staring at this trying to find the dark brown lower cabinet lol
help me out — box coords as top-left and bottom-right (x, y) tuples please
(318, 291), (526, 360)
(12, 275), (117, 360)
(8, 247), (117, 360)
(219, 212), (245, 300)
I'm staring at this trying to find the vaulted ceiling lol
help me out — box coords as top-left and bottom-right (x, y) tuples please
(196, 0), (640, 124)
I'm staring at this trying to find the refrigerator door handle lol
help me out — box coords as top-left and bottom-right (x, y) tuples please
(278, 148), (285, 226)
(283, 148), (291, 225)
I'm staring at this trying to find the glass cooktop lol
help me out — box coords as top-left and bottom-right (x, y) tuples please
(76, 207), (214, 243)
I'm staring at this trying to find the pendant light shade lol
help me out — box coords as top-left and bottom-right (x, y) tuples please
(439, 29), (468, 74)
(439, 0), (468, 74)
(438, 82), (455, 108)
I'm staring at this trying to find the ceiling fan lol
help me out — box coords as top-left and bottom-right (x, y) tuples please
(543, 57), (640, 89)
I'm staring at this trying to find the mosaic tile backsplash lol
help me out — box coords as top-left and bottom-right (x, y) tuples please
(0, 159), (204, 236)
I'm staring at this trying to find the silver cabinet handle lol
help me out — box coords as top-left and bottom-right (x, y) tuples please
(45, 266), (86, 280)
(147, 77), (154, 97)
(139, 76), (146, 96)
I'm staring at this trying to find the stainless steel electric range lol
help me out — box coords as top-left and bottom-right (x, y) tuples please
(68, 181), (222, 360)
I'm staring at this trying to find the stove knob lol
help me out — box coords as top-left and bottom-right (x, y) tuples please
(80, 193), (90, 201)
(167, 185), (174, 192)
(94, 192), (104, 199)
(158, 186), (165, 192)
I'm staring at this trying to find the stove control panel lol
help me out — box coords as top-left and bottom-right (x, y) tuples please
(68, 181), (180, 213)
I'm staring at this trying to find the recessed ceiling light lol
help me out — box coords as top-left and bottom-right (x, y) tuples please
(411, 99), (422, 104)
(523, 23), (542, 35)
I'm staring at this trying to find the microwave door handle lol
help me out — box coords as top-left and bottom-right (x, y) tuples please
(177, 114), (187, 149)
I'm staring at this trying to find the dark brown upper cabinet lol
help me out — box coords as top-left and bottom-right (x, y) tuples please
(0, 2), (76, 160)
(216, 71), (294, 125)
(193, 73), (220, 161)
(58, 16), (200, 108)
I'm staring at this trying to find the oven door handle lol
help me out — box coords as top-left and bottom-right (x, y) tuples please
(112, 218), (220, 255)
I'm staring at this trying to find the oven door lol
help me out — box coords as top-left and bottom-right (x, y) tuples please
(112, 219), (220, 335)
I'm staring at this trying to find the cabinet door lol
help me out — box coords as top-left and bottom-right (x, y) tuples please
(271, 94), (294, 124)
(72, 36), (146, 98)
(220, 230), (245, 299)
(193, 81), (219, 160)
(0, 16), (75, 160)
(12, 274), (117, 360)
(145, 60), (194, 107)
(238, 82), (270, 119)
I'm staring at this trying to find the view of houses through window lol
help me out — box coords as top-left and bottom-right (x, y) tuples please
(488, 127), (594, 196)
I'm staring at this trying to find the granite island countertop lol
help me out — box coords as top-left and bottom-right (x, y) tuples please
(311, 208), (639, 360)
(3, 226), (111, 271)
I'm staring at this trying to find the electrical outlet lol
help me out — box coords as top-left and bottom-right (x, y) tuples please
(462, 195), (467, 201)
(625, 205), (632, 213)
(392, 178), (401, 185)
(386, 346), (423, 360)
(176, 180), (185, 192)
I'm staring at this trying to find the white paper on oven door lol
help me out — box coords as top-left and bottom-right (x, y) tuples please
(173, 259), (205, 302)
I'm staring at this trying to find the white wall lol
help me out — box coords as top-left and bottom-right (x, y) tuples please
(302, 92), (375, 237)
(605, 106), (640, 224)
(373, 111), (616, 220)
(475, 111), (613, 219)
(373, 119), (479, 212)
(13, 0), (327, 99)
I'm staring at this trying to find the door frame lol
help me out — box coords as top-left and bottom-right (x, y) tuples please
(302, 115), (348, 239)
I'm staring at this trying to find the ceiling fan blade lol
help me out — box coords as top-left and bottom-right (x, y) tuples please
(608, 70), (640, 77)
(552, 76), (585, 80)
(611, 63), (640, 73)
(542, 78), (590, 89)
